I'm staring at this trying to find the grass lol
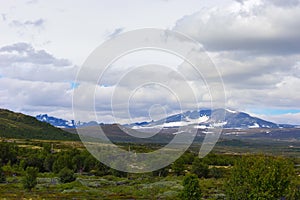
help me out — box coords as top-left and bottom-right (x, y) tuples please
(0, 174), (186, 199)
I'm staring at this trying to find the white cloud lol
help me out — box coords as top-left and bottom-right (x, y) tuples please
(253, 112), (300, 125)
(0, 42), (78, 82)
(0, 77), (73, 112)
(171, 0), (300, 124)
(174, 0), (300, 53)
(0, 0), (299, 124)
(0, 42), (71, 66)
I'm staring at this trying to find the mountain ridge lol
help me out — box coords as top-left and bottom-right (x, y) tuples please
(36, 108), (295, 129)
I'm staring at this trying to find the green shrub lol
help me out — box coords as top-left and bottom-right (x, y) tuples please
(172, 158), (185, 176)
(58, 167), (76, 183)
(179, 174), (201, 200)
(226, 155), (296, 199)
(22, 167), (38, 191)
(209, 167), (225, 179)
(191, 158), (209, 178)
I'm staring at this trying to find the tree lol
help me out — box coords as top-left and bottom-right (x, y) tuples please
(93, 160), (110, 176)
(25, 154), (43, 171)
(209, 167), (225, 179)
(22, 167), (38, 191)
(72, 154), (85, 173)
(191, 158), (209, 178)
(226, 155), (296, 200)
(0, 142), (18, 165)
(179, 174), (201, 200)
(0, 166), (6, 183)
(58, 167), (76, 183)
(181, 152), (195, 165)
(52, 154), (73, 173)
(43, 155), (55, 172)
(172, 158), (185, 176)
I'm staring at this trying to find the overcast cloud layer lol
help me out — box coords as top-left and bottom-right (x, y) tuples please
(0, 0), (299, 124)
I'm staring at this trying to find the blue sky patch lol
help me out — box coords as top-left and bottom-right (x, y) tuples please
(70, 82), (79, 89)
(250, 108), (300, 115)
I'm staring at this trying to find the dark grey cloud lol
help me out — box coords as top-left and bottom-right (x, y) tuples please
(0, 42), (33, 53)
(1, 13), (6, 21)
(10, 18), (45, 28)
(0, 42), (71, 66)
(26, 0), (39, 5)
(265, 0), (300, 7)
(235, 0), (246, 5)
(24, 18), (44, 26)
(236, 0), (300, 7)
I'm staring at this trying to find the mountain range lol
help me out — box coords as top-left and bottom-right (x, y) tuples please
(36, 108), (295, 129)
(0, 108), (298, 142)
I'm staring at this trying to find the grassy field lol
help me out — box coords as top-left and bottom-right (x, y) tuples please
(0, 171), (229, 199)
(0, 137), (299, 199)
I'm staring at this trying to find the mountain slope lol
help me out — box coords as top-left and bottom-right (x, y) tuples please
(0, 109), (79, 141)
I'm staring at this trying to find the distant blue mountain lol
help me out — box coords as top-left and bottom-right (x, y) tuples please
(36, 114), (102, 128)
(36, 114), (75, 128)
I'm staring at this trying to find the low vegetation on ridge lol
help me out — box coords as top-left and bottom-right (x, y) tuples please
(0, 109), (79, 141)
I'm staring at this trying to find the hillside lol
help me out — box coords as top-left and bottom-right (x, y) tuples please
(0, 109), (79, 141)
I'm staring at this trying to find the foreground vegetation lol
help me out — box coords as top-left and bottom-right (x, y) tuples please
(0, 138), (299, 199)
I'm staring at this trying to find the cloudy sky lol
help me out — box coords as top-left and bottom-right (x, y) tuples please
(0, 0), (300, 124)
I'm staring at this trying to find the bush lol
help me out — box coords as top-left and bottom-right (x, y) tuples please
(179, 174), (201, 200)
(172, 158), (185, 176)
(58, 167), (76, 183)
(209, 167), (225, 179)
(226, 155), (296, 199)
(22, 167), (38, 191)
(191, 158), (209, 178)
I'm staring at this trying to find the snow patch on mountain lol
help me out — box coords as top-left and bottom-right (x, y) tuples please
(162, 115), (209, 127)
(225, 108), (237, 113)
(248, 123), (260, 128)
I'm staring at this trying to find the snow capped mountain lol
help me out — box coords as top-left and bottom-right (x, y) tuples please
(36, 114), (102, 128)
(129, 108), (292, 129)
(37, 109), (295, 130)
(36, 114), (75, 128)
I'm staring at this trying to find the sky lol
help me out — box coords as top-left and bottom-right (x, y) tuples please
(0, 0), (300, 125)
